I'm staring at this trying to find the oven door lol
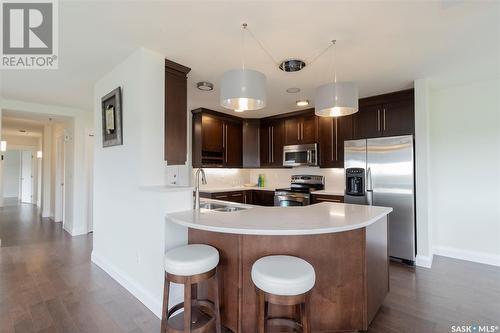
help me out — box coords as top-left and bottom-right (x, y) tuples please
(274, 192), (310, 206)
(283, 144), (317, 167)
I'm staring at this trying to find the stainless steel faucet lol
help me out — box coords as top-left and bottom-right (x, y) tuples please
(194, 168), (207, 209)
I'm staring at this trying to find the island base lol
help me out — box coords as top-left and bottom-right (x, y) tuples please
(188, 216), (389, 332)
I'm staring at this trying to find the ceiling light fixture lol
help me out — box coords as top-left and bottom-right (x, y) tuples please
(220, 23), (267, 112)
(279, 59), (306, 72)
(296, 100), (309, 107)
(197, 81), (213, 91)
(315, 40), (358, 117)
(286, 87), (301, 93)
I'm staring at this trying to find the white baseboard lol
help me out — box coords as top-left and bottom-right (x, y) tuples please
(91, 251), (163, 318)
(415, 253), (434, 268)
(433, 246), (500, 267)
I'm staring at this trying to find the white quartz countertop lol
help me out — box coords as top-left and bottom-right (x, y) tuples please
(166, 200), (392, 236)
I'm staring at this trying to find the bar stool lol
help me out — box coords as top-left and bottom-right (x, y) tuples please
(161, 244), (222, 333)
(251, 255), (316, 333)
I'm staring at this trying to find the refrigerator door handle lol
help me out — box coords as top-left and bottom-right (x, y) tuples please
(366, 167), (373, 206)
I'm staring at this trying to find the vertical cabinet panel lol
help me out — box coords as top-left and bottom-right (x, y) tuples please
(260, 119), (284, 168)
(353, 104), (382, 139)
(353, 89), (414, 140)
(164, 59), (191, 165)
(381, 99), (414, 137)
(319, 115), (353, 168)
(284, 113), (318, 145)
(224, 121), (243, 167)
(202, 114), (224, 152)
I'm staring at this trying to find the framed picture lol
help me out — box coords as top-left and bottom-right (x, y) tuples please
(101, 87), (123, 147)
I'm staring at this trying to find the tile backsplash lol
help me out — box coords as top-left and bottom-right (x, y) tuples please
(194, 167), (344, 192)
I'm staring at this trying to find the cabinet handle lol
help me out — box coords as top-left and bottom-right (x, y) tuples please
(271, 126), (274, 163)
(334, 118), (338, 161)
(301, 122), (304, 141)
(297, 123), (300, 141)
(269, 127), (272, 163)
(383, 108), (386, 131)
(319, 198), (341, 203)
(215, 195), (227, 199)
(331, 119), (334, 161)
(224, 124), (228, 163)
(231, 193), (243, 197)
(377, 109), (381, 132)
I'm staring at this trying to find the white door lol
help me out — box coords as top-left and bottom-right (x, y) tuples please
(20, 151), (33, 203)
(54, 136), (65, 223)
(84, 130), (94, 232)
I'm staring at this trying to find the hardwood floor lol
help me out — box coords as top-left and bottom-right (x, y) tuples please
(1, 200), (499, 333)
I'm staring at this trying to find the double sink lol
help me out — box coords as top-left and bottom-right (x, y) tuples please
(199, 202), (248, 212)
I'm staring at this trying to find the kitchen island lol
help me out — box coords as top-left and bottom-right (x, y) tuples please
(167, 201), (392, 332)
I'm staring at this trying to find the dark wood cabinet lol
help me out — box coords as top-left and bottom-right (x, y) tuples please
(284, 113), (318, 145)
(353, 89), (414, 139)
(164, 59), (191, 165)
(224, 120), (243, 167)
(311, 194), (344, 204)
(250, 190), (275, 206)
(200, 190), (274, 206)
(260, 119), (284, 167)
(192, 108), (242, 168)
(319, 115), (353, 168)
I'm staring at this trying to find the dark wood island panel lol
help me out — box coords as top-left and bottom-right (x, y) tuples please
(188, 216), (389, 332)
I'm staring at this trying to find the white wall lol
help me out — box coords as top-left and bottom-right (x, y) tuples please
(3, 150), (21, 198)
(92, 48), (193, 318)
(429, 78), (500, 266)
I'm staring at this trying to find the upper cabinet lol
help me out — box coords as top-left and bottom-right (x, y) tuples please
(260, 118), (284, 167)
(318, 115), (353, 168)
(284, 112), (318, 145)
(192, 108), (242, 168)
(164, 59), (191, 165)
(353, 89), (414, 139)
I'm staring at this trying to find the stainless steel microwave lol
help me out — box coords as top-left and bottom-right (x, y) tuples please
(283, 143), (318, 167)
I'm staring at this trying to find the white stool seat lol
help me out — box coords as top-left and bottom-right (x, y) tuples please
(251, 255), (316, 296)
(164, 244), (219, 276)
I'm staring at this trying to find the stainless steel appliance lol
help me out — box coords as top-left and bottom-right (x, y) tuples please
(274, 175), (324, 207)
(283, 144), (317, 167)
(344, 135), (416, 264)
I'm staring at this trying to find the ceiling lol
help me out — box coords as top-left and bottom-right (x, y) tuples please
(1, 1), (498, 118)
(1, 110), (69, 138)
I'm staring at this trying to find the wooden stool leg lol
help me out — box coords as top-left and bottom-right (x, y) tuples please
(213, 268), (222, 333)
(161, 273), (170, 333)
(184, 277), (192, 333)
(257, 290), (266, 333)
(300, 294), (311, 333)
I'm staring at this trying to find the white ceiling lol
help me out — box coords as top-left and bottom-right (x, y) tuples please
(1, 1), (498, 118)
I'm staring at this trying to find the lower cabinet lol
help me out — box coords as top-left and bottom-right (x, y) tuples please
(311, 194), (344, 204)
(200, 190), (275, 206)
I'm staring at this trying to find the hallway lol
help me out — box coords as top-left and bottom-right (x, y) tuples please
(0, 201), (159, 333)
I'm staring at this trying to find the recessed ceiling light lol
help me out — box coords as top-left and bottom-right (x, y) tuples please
(296, 100), (310, 107)
(286, 87), (301, 93)
(197, 81), (214, 91)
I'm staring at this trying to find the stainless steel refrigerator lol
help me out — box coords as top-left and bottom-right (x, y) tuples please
(344, 135), (415, 263)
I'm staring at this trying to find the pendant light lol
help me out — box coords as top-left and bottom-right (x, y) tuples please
(315, 40), (358, 117)
(220, 24), (267, 112)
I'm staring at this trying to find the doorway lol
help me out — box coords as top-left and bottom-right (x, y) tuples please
(20, 150), (33, 203)
(54, 135), (65, 223)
